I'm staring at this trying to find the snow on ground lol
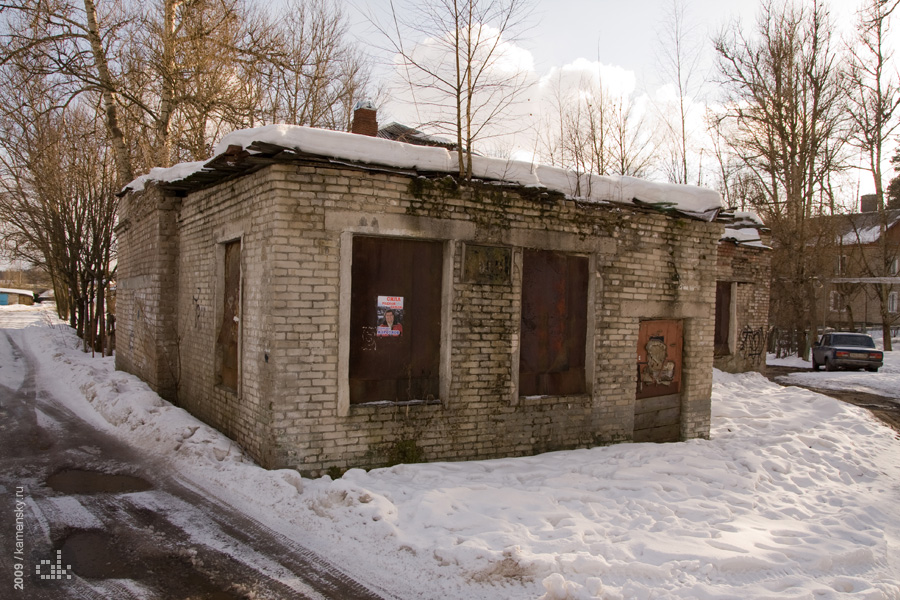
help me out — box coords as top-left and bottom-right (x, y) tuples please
(769, 345), (900, 401)
(4, 304), (900, 600)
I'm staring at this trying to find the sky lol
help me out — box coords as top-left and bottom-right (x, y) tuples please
(350, 0), (862, 99)
(2, 303), (898, 598)
(348, 0), (878, 196)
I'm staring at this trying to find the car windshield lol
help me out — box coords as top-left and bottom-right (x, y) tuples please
(830, 334), (876, 348)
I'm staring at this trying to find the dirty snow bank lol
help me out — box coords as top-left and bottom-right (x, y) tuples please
(3, 305), (900, 600)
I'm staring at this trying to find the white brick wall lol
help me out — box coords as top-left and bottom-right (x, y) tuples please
(118, 162), (722, 475)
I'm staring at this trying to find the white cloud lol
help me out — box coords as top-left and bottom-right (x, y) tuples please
(539, 58), (637, 100)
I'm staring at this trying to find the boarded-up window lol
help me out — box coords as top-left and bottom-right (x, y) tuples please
(714, 281), (732, 356)
(217, 240), (241, 391)
(519, 250), (588, 396)
(349, 237), (443, 404)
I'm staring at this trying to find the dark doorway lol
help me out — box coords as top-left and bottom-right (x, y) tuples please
(216, 240), (241, 391)
(714, 282), (732, 356)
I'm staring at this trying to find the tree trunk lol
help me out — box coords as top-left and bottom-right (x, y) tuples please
(83, 0), (133, 185)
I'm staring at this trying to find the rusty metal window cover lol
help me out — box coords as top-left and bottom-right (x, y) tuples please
(349, 236), (443, 404)
(519, 249), (588, 396)
(216, 240), (241, 391)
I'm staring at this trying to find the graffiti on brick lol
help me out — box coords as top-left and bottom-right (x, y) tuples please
(739, 327), (765, 363)
(192, 288), (206, 329)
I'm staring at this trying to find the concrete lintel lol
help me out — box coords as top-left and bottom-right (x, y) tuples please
(325, 210), (616, 256)
(502, 230), (616, 255)
(325, 211), (476, 240)
(620, 300), (708, 320)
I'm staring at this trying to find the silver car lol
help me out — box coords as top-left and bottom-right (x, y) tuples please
(811, 332), (883, 372)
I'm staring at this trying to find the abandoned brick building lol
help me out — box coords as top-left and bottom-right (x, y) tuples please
(714, 214), (772, 374)
(117, 118), (744, 475)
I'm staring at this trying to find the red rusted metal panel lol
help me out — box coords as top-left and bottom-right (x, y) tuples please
(349, 237), (443, 404)
(217, 240), (241, 391)
(519, 250), (588, 396)
(636, 319), (682, 400)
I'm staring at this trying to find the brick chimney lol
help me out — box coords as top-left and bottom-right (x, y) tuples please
(351, 100), (378, 137)
(860, 194), (881, 213)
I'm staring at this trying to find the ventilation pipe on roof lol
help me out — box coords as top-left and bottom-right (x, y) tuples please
(351, 100), (378, 137)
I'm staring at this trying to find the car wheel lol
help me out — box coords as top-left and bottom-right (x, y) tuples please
(866, 366), (879, 372)
(811, 357), (820, 371)
(825, 357), (837, 372)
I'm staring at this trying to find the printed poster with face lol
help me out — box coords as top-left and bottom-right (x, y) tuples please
(376, 296), (404, 337)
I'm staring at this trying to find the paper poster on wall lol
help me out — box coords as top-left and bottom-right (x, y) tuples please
(376, 296), (404, 337)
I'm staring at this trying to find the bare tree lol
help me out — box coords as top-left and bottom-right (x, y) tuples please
(536, 66), (655, 185)
(846, 0), (900, 350)
(0, 0), (377, 354)
(608, 95), (655, 178)
(714, 0), (848, 359)
(655, 0), (705, 185)
(0, 62), (118, 352)
(251, 0), (377, 131)
(371, 0), (533, 179)
(2, 0), (376, 174)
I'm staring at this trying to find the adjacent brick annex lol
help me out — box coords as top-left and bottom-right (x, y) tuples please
(714, 239), (772, 374)
(116, 155), (725, 476)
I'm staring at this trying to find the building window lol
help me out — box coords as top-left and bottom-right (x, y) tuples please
(835, 255), (848, 276)
(216, 240), (241, 391)
(348, 236), (443, 404)
(714, 281), (734, 356)
(829, 290), (845, 313)
(889, 258), (899, 276)
(890, 291), (899, 314)
(519, 249), (588, 396)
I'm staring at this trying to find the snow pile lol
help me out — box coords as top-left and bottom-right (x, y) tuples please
(124, 160), (208, 195)
(124, 124), (724, 219)
(3, 304), (900, 600)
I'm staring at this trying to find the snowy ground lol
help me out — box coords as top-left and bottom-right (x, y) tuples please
(769, 342), (900, 401)
(3, 304), (900, 600)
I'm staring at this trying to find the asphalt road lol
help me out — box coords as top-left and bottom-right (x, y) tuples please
(0, 329), (391, 600)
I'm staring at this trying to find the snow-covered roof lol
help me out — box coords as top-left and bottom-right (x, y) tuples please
(124, 124), (725, 222)
(835, 209), (900, 245)
(376, 122), (458, 149)
(822, 209), (900, 246)
(720, 227), (770, 249)
(718, 210), (770, 248)
(0, 287), (34, 296)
